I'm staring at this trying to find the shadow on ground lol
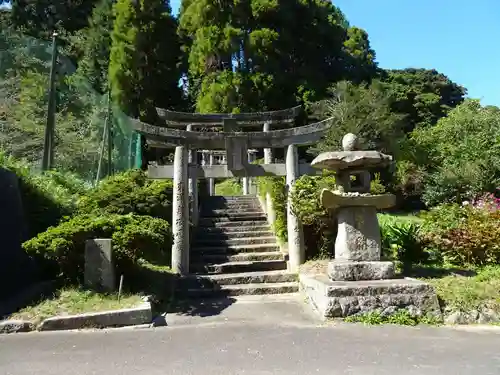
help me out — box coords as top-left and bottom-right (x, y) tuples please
(129, 266), (236, 318)
(165, 297), (236, 317)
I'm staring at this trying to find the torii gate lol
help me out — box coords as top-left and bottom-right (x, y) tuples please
(132, 106), (331, 275)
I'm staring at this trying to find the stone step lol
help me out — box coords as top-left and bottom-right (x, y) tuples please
(204, 270), (298, 285)
(202, 199), (260, 206)
(195, 223), (270, 232)
(199, 212), (266, 220)
(191, 243), (281, 254)
(192, 251), (285, 264)
(194, 230), (274, 239)
(201, 203), (262, 210)
(200, 209), (264, 217)
(184, 282), (299, 298)
(191, 259), (287, 274)
(198, 218), (267, 227)
(194, 236), (277, 247)
(207, 196), (259, 200)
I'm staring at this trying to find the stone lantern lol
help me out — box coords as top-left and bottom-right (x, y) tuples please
(299, 133), (441, 320)
(311, 133), (396, 281)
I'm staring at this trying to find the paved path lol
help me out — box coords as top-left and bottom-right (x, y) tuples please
(2, 295), (500, 375)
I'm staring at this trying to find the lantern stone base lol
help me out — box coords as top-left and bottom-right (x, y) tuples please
(328, 260), (395, 281)
(299, 273), (441, 320)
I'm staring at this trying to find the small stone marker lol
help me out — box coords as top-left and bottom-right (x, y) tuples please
(84, 239), (115, 291)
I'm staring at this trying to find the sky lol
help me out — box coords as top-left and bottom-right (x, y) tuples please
(171, 0), (500, 106)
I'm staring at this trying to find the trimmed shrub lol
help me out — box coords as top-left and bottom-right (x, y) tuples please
(22, 213), (172, 283)
(78, 170), (173, 221)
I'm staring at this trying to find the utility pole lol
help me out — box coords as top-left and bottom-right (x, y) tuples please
(107, 91), (113, 177)
(41, 32), (58, 171)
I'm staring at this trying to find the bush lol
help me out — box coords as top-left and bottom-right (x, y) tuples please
(0, 153), (87, 238)
(425, 210), (500, 267)
(78, 170), (173, 221)
(290, 173), (337, 259)
(260, 171), (391, 260)
(421, 203), (500, 267)
(379, 215), (429, 271)
(22, 213), (172, 283)
(256, 176), (288, 243)
(412, 100), (500, 207)
(215, 178), (242, 196)
(419, 203), (469, 236)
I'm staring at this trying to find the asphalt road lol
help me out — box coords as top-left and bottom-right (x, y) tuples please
(2, 322), (500, 374)
(1, 296), (500, 375)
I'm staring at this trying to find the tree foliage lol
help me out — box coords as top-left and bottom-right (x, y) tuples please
(109, 0), (182, 122)
(9, 0), (98, 38)
(309, 80), (405, 155)
(179, 0), (377, 113)
(413, 100), (500, 206)
(75, 0), (114, 93)
(381, 68), (467, 131)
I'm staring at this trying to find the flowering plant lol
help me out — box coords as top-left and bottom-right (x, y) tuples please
(470, 193), (500, 212)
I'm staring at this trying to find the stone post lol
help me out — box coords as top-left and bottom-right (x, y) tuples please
(84, 239), (114, 291)
(186, 125), (198, 226)
(208, 151), (215, 196)
(286, 144), (304, 272)
(172, 145), (189, 275)
(248, 150), (257, 194)
(263, 122), (276, 225)
(242, 150), (253, 195)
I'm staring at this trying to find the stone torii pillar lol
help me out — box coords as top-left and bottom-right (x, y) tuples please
(186, 124), (198, 225)
(263, 122), (276, 226)
(286, 144), (304, 272)
(171, 145), (189, 275)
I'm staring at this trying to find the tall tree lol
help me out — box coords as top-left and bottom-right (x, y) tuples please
(309, 80), (405, 156)
(109, 0), (182, 122)
(342, 27), (378, 83)
(179, 0), (378, 113)
(9, 0), (99, 37)
(76, 0), (114, 93)
(380, 68), (467, 130)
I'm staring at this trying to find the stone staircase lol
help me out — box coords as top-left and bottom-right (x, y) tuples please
(184, 195), (298, 298)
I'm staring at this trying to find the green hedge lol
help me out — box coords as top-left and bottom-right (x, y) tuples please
(23, 213), (172, 284)
(78, 170), (173, 221)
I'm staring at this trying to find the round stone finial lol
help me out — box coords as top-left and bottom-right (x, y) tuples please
(342, 133), (359, 151)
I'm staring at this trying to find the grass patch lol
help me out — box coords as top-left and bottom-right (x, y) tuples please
(425, 265), (500, 313)
(344, 310), (442, 326)
(9, 288), (143, 325)
(215, 179), (242, 196)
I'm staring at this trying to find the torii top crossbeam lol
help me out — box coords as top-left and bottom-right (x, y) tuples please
(132, 117), (332, 149)
(156, 105), (302, 127)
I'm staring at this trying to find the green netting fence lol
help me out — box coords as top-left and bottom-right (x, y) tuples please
(0, 28), (140, 184)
